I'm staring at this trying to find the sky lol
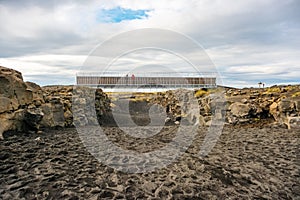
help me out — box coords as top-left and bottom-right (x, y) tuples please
(0, 0), (299, 88)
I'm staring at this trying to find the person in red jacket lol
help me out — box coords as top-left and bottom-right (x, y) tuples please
(131, 74), (135, 85)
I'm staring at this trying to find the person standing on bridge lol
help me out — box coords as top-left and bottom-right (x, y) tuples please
(125, 74), (128, 86)
(131, 74), (135, 85)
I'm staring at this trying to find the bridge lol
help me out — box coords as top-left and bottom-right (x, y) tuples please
(76, 72), (217, 91)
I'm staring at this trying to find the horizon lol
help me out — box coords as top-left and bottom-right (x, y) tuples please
(0, 0), (299, 88)
(2, 64), (300, 89)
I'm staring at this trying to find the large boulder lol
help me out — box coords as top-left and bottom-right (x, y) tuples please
(24, 106), (44, 132)
(228, 102), (250, 117)
(0, 66), (33, 106)
(0, 66), (44, 139)
(278, 99), (294, 113)
(0, 110), (24, 139)
(0, 67), (30, 138)
(40, 102), (65, 127)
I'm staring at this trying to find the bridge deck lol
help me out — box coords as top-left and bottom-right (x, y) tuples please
(76, 73), (217, 89)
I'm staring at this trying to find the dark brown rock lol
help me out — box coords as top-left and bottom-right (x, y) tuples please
(24, 107), (44, 132)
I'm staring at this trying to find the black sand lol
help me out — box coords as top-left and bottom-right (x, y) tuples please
(0, 125), (299, 199)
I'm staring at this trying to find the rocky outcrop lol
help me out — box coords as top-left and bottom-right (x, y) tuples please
(0, 67), (33, 106)
(1, 65), (299, 140)
(141, 89), (214, 125)
(225, 85), (300, 127)
(42, 86), (73, 127)
(0, 66), (39, 139)
(272, 98), (300, 128)
(43, 86), (111, 127)
(133, 86), (300, 128)
(0, 66), (111, 139)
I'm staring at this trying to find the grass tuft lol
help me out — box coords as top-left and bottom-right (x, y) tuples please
(195, 89), (208, 98)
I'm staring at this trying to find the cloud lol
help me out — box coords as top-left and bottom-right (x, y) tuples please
(0, 54), (85, 85)
(0, 0), (299, 87)
(207, 44), (300, 87)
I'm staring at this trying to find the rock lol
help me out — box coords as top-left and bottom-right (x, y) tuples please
(0, 66), (33, 106)
(250, 93), (260, 99)
(0, 103), (43, 139)
(49, 96), (61, 104)
(64, 110), (73, 127)
(294, 100), (300, 112)
(42, 86), (111, 127)
(0, 97), (18, 113)
(0, 66), (38, 138)
(241, 98), (248, 104)
(0, 110), (24, 139)
(40, 103), (65, 127)
(24, 107), (44, 132)
(0, 113), (15, 140)
(259, 101), (271, 111)
(288, 117), (300, 129)
(226, 115), (237, 124)
(229, 102), (250, 117)
(247, 103), (262, 118)
(73, 115), (89, 127)
(63, 100), (72, 110)
(278, 100), (294, 113)
(240, 90), (247, 95)
(200, 102), (211, 116)
(164, 117), (172, 123)
(199, 115), (206, 126)
(2, 65), (300, 136)
(25, 81), (44, 105)
(0, 66), (113, 139)
(269, 102), (279, 121)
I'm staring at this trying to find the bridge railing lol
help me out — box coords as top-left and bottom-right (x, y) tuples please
(76, 72), (217, 89)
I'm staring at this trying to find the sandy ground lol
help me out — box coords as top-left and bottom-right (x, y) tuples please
(0, 125), (299, 199)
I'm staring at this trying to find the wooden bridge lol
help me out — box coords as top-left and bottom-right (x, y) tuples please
(76, 72), (217, 90)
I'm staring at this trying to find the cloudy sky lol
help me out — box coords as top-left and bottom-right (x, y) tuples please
(0, 0), (299, 88)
